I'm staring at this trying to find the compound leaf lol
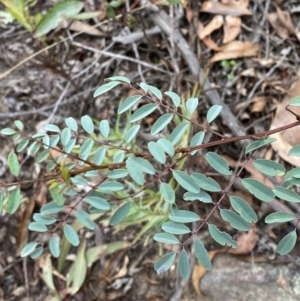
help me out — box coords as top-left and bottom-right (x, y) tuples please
(289, 145), (300, 157)
(28, 222), (48, 232)
(98, 181), (123, 192)
(165, 91), (180, 107)
(148, 142), (166, 164)
(94, 81), (120, 97)
(49, 236), (60, 258)
(106, 76), (130, 84)
(162, 221), (190, 235)
(7, 187), (21, 214)
(192, 173), (221, 192)
(157, 138), (174, 156)
(65, 117), (78, 132)
(75, 210), (95, 230)
(168, 122), (189, 145)
(21, 241), (38, 257)
(186, 98), (198, 115)
(190, 131), (205, 155)
(125, 124), (140, 143)
(44, 124), (60, 133)
(99, 120), (110, 138)
(183, 191), (212, 203)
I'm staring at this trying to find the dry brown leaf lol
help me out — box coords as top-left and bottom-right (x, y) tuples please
(250, 96), (268, 113)
(209, 41), (259, 63)
(192, 250), (221, 296)
(276, 6), (295, 34)
(270, 77), (300, 166)
(223, 15), (241, 44)
(200, 1), (252, 16)
(199, 15), (224, 39)
(229, 225), (258, 254)
(267, 12), (289, 39)
(61, 20), (104, 36)
(198, 21), (221, 51)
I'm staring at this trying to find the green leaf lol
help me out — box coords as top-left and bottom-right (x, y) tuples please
(192, 173), (221, 192)
(36, 150), (50, 163)
(162, 222), (190, 234)
(79, 138), (94, 161)
(169, 210), (200, 223)
(113, 151), (124, 163)
(130, 104), (158, 123)
(168, 122), (189, 145)
(28, 222), (48, 232)
(94, 148), (106, 165)
(277, 230), (297, 255)
(14, 120), (24, 131)
(208, 224), (237, 247)
(64, 224), (80, 247)
(130, 157), (155, 174)
(93, 81), (121, 97)
(205, 152), (232, 175)
(49, 236), (60, 258)
(126, 157), (144, 185)
(242, 178), (274, 202)
(83, 193), (110, 211)
(108, 169), (128, 179)
(207, 105), (222, 123)
(20, 241), (38, 257)
(178, 249), (190, 279)
(220, 209), (250, 231)
(245, 138), (276, 154)
(64, 138), (76, 154)
(229, 196), (258, 223)
(190, 131), (205, 155)
(109, 202), (131, 226)
(151, 113), (173, 135)
(49, 135), (60, 147)
(183, 191), (212, 203)
(75, 210), (95, 230)
(118, 95), (143, 114)
(17, 139), (29, 152)
(157, 138), (175, 156)
(173, 170), (199, 193)
(1, 128), (16, 135)
(165, 91), (180, 107)
(44, 124), (60, 133)
(106, 76), (130, 84)
(284, 167), (300, 181)
(265, 212), (294, 224)
(81, 115), (94, 134)
(50, 187), (65, 206)
(148, 142), (166, 164)
(30, 247), (44, 259)
(61, 127), (72, 146)
(289, 96), (300, 107)
(160, 182), (175, 204)
(154, 252), (176, 274)
(99, 120), (110, 138)
(7, 152), (20, 177)
(125, 125), (140, 143)
(33, 214), (56, 225)
(289, 145), (300, 156)
(186, 98), (198, 115)
(139, 82), (149, 93)
(7, 188), (21, 214)
(34, 0), (84, 37)
(273, 186), (300, 203)
(148, 85), (162, 100)
(153, 233), (179, 244)
(40, 202), (64, 216)
(65, 117), (78, 132)
(194, 238), (212, 270)
(27, 141), (40, 155)
(98, 181), (123, 192)
(253, 159), (285, 176)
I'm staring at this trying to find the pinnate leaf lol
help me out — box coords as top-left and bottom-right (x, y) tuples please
(110, 202), (131, 226)
(64, 224), (80, 246)
(173, 170), (199, 193)
(205, 152), (232, 175)
(242, 178), (274, 202)
(265, 212), (294, 224)
(277, 230), (297, 255)
(195, 238), (212, 270)
(178, 249), (190, 279)
(153, 233), (179, 244)
(207, 105), (222, 123)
